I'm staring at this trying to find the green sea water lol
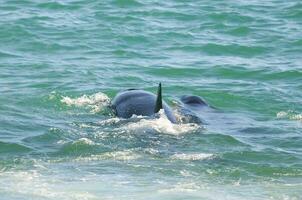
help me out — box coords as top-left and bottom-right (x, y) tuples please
(0, 0), (302, 199)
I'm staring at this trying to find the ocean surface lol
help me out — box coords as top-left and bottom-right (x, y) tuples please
(0, 0), (302, 199)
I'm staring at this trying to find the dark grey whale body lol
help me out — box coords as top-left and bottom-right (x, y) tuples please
(111, 83), (209, 124)
(111, 83), (177, 123)
(180, 95), (208, 107)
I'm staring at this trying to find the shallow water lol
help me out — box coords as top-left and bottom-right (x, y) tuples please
(0, 0), (302, 199)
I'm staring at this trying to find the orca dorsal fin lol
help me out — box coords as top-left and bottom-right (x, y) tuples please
(154, 82), (163, 113)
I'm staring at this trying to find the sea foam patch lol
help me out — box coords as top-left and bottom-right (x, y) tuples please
(0, 170), (97, 200)
(277, 110), (302, 121)
(61, 92), (110, 113)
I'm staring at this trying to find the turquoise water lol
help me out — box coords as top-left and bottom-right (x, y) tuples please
(1, 0), (302, 199)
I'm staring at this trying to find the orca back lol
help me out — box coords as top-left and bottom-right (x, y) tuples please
(111, 89), (176, 123)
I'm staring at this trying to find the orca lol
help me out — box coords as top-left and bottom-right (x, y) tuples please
(178, 95), (209, 124)
(180, 95), (208, 107)
(111, 83), (177, 123)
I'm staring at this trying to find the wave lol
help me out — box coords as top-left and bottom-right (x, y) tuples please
(170, 153), (214, 161)
(0, 170), (97, 200)
(55, 137), (111, 157)
(37, 2), (81, 10)
(0, 141), (32, 154)
(0, 50), (20, 58)
(73, 150), (141, 162)
(113, 0), (143, 7)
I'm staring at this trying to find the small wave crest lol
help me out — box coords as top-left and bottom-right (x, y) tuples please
(73, 150), (141, 162)
(61, 92), (110, 113)
(73, 138), (95, 145)
(277, 110), (302, 121)
(57, 137), (103, 156)
(170, 153), (214, 161)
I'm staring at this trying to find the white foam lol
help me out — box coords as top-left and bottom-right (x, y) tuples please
(97, 117), (123, 126)
(277, 110), (302, 121)
(73, 138), (95, 145)
(276, 111), (288, 118)
(158, 182), (202, 193)
(170, 153), (214, 161)
(74, 150), (141, 162)
(61, 92), (110, 113)
(0, 171), (97, 200)
(123, 109), (201, 135)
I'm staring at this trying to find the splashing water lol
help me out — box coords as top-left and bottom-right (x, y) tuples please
(122, 110), (202, 135)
